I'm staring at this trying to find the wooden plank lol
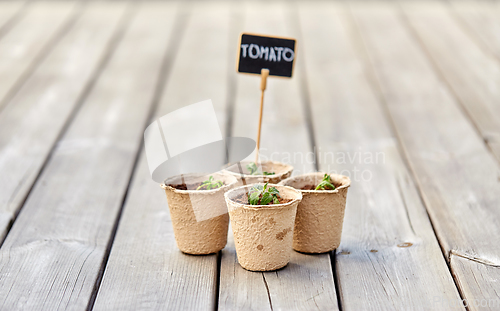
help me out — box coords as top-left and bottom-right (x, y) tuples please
(219, 3), (339, 311)
(0, 2), (128, 242)
(0, 1), (24, 37)
(0, 3), (177, 309)
(403, 1), (500, 163)
(298, 2), (464, 310)
(0, 1), (77, 110)
(92, 3), (231, 310)
(229, 2), (313, 176)
(354, 2), (500, 310)
(450, 254), (500, 310)
(450, 1), (500, 163)
(451, 2), (500, 64)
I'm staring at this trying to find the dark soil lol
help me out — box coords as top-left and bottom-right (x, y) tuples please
(168, 181), (225, 191)
(301, 184), (317, 190)
(232, 192), (293, 206)
(301, 183), (339, 190)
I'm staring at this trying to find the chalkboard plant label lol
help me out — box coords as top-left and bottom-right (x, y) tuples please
(236, 33), (297, 164)
(279, 172), (351, 253)
(224, 161), (293, 186)
(224, 184), (302, 271)
(237, 33), (296, 77)
(160, 173), (238, 255)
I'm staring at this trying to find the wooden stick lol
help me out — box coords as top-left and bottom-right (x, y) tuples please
(255, 68), (269, 163)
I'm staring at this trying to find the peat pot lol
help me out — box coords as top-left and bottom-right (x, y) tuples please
(225, 184), (302, 271)
(279, 172), (351, 253)
(161, 172), (237, 255)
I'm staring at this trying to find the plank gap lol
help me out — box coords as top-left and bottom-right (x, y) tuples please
(444, 2), (500, 166)
(223, 3), (242, 140)
(348, 1), (465, 301)
(289, 2), (319, 172)
(0, 3), (132, 247)
(86, 6), (190, 310)
(0, 1), (27, 41)
(349, 2), (492, 309)
(83, 8), (142, 307)
(92, 3), (225, 309)
(330, 252), (343, 311)
(219, 3), (337, 310)
(448, 3), (500, 68)
(214, 251), (222, 311)
(261, 273), (274, 311)
(398, 2), (500, 166)
(0, 3), (83, 113)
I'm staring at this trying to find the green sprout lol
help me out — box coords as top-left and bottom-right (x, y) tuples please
(315, 174), (336, 190)
(246, 162), (275, 176)
(196, 176), (223, 190)
(248, 183), (281, 205)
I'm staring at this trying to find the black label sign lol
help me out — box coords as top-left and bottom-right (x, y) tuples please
(237, 33), (296, 78)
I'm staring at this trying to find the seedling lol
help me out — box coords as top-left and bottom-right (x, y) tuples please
(246, 162), (275, 176)
(248, 183), (281, 205)
(315, 174), (336, 190)
(196, 176), (223, 190)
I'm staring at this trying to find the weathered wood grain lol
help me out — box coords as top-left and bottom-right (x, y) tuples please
(0, 1), (77, 111)
(0, 1), (496, 310)
(450, 253), (500, 310)
(354, 2), (500, 310)
(298, 2), (464, 310)
(0, 2), (128, 242)
(0, 1), (24, 37)
(93, 3), (234, 310)
(219, 3), (339, 311)
(403, 1), (500, 164)
(451, 1), (500, 64)
(451, 2), (500, 165)
(229, 2), (313, 175)
(0, 3), (177, 309)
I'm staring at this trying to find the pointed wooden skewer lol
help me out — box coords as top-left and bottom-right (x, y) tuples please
(255, 68), (269, 164)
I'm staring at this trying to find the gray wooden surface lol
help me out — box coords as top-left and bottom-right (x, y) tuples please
(407, 2), (500, 164)
(0, 2), (76, 110)
(0, 1), (126, 241)
(94, 3), (224, 310)
(219, 3), (338, 311)
(301, 3), (464, 310)
(0, 1), (499, 310)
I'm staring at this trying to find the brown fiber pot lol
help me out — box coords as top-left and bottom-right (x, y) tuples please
(161, 173), (237, 255)
(224, 161), (293, 186)
(225, 184), (302, 271)
(279, 173), (351, 253)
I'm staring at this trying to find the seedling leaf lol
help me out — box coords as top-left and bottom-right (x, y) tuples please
(247, 182), (281, 205)
(315, 174), (336, 190)
(246, 162), (275, 176)
(196, 176), (224, 190)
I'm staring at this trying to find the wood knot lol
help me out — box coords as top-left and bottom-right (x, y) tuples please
(397, 242), (413, 248)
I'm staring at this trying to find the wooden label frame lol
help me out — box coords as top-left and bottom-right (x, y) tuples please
(237, 33), (297, 78)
